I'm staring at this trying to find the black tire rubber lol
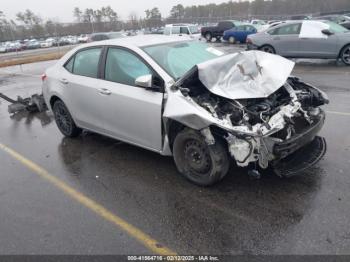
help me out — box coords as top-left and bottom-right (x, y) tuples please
(259, 44), (276, 54)
(205, 32), (212, 42)
(173, 128), (230, 186)
(53, 100), (81, 137)
(340, 44), (350, 65)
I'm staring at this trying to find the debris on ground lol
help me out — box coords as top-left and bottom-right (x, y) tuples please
(0, 92), (47, 114)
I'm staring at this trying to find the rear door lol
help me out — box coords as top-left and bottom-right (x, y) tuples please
(98, 47), (164, 151)
(268, 23), (301, 57)
(61, 47), (106, 133)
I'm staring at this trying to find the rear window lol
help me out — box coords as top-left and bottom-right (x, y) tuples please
(65, 48), (102, 78)
(270, 23), (301, 35)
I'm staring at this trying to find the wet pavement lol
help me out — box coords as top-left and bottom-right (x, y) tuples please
(0, 43), (350, 255)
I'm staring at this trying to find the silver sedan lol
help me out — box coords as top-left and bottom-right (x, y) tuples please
(42, 35), (328, 186)
(247, 20), (350, 65)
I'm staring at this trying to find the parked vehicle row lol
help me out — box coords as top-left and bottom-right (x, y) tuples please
(0, 35), (90, 54)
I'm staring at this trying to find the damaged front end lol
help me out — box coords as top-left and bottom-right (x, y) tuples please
(164, 51), (328, 177)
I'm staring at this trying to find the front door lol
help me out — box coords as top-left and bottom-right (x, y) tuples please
(99, 47), (164, 151)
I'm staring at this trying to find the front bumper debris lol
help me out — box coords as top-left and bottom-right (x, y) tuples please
(274, 110), (326, 159)
(273, 136), (327, 178)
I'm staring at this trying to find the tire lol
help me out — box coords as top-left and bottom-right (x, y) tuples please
(259, 45), (276, 54)
(205, 32), (212, 42)
(340, 44), (350, 65)
(228, 36), (236, 44)
(53, 100), (81, 137)
(173, 128), (230, 186)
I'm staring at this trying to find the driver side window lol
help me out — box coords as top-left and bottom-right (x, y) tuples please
(105, 48), (152, 87)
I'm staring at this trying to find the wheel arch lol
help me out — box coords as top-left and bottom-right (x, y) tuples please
(166, 120), (229, 152)
(259, 44), (276, 53)
(338, 43), (350, 58)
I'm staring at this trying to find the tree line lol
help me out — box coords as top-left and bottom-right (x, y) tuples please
(1, 0), (350, 42)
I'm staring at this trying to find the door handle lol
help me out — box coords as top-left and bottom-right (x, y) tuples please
(98, 88), (111, 95)
(60, 78), (69, 85)
(273, 37), (281, 40)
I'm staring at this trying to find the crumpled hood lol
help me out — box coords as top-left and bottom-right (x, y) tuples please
(196, 50), (295, 100)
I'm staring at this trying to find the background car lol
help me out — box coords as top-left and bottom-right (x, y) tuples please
(247, 20), (350, 65)
(151, 28), (164, 35)
(88, 32), (124, 42)
(0, 44), (7, 53)
(201, 20), (241, 41)
(164, 24), (201, 39)
(78, 34), (89, 43)
(223, 24), (257, 44)
(40, 38), (54, 48)
(26, 40), (41, 49)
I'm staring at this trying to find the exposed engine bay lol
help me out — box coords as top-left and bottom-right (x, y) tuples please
(173, 71), (328, 170)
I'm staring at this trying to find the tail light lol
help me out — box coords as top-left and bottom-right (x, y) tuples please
(41, 74), (47, 82)
(246, 38), (252, 44)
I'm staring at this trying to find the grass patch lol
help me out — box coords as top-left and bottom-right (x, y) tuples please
(0, 52), (66, 68)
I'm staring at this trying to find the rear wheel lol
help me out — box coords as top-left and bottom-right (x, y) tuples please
(228, 36), (236, 44)
(53, 100), (81, 137)
(205, 32), (212, 42)
(340, 44), (350, 65)
(173, 128), (230, 186)
(260, 45), (276, 54)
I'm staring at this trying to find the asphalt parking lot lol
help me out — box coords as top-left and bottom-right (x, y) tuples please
(0, 43), (350, 255)
(0, 45), (75, 62)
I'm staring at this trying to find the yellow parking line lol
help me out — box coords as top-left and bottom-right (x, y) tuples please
(327, 110), (350, 116)
(0, 143), (176, 255)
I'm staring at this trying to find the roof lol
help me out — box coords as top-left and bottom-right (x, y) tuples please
(83, 35), (193, 48)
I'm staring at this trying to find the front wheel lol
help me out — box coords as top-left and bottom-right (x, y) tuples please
(340, 44), (350, 65)
(259, 45), (276, 54)
(53, 100), (82, 137)
(173, 129), (230, 186)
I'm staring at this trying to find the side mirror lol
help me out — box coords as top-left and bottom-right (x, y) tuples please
(135, 74), (161, 91)
(135, 74), (153, 88)
(322, 29), (334, 36)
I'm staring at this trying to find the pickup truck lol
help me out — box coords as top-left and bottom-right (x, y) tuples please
(201, 20), (241, 41)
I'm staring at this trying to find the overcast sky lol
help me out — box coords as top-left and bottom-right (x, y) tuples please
(1, 0), (232, 22)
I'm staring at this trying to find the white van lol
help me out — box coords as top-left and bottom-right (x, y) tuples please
(164, 24), (201, 39)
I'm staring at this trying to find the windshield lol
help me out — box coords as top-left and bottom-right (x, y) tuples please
(142, 41), (225, 79)
(325, 21), (349, 33)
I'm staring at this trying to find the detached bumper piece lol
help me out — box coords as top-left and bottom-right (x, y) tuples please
(273, 136), (327, 178)
(0, 93), (47, 114)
